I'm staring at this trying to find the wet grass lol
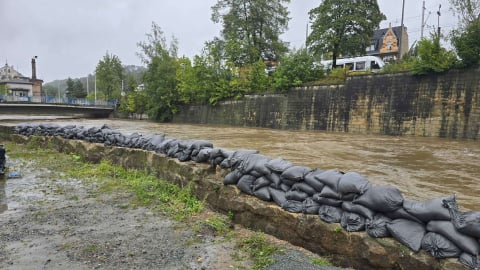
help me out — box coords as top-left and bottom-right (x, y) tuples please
(237, 232), (283, 270)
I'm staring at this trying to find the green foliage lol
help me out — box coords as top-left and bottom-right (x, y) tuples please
(137, 22), (180, 121)
(307, 0), (385, 66)
(196, 214), (232, 235)
(65, 77), (87, 98)
(310, 256), (333, 266)
(449, 0), (480, 29)
(273, 48), (324, 91)
(95, 53), (124, 101)
(211, 0), (290, 66)
(248, 60), (270, 93)
(238, 232), (282, 270)
(452, 19), (480, 67)
(0, 84), (7, 95)
(411, 37), (457, 75)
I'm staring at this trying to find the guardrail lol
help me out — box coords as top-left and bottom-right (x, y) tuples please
(0, 95), (116, 107)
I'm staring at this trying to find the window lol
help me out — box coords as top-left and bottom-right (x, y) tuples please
(371, 61), (380, 70)
(355, 61), (366, 70)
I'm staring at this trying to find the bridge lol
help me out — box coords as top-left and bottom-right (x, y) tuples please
(0, 95), (115, 118)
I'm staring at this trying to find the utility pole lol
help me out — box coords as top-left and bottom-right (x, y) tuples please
(86, 74), (89, 96)
(421, 1), (425, 39)
(400, 0), (405, 58)
(437, 4), (442, 37)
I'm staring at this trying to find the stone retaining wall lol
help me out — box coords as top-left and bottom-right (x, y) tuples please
(0, 127), (466, 270)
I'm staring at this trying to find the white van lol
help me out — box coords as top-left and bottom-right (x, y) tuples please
(320, 56), (385, 72)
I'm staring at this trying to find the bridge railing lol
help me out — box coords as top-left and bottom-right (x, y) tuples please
(0, 95), (116, 107)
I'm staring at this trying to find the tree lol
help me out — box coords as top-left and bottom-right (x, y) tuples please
(411, 36), (457, 75)
(95, 52), (123, 101)
(307, 0), (385, 67)
(449, 0), (480, 29)
(137, 22), (179, 121)
(65, 77), (75, 98)
(211, 0), (290, 66)
(452, 19), (480, 67)
(273, 48), (324, 91)
(72, 79), (86, 98)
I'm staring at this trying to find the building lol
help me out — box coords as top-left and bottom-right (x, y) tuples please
(366, 25), (409, 63)
(0, 57), (43, 100)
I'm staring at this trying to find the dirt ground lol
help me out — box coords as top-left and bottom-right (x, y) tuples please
(0, 146), (341, 270)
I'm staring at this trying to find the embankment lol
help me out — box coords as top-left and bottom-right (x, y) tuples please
(0, 125), (466, 270)
(173, 69), (480, 139)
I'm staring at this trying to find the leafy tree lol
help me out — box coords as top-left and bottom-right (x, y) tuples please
(307, 0), (385, 67)
(72, 79), (86, 98)
(247, 60), (270, 93)
(449, 0), (480, 29)
(176, 57), (197, 104)
(95, 52), (123, 101)
(211, 0), (290, 66)
(273, 48), (324, 91)
(411, 35), (457, 75)
(137, 22), (179, 121)
(452, 19), (480, 67)
(65, 77), (75, 98)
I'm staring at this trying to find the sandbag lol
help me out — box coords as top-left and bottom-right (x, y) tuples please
(337, 172), (371, 195)
(341, 212), (366, 232)
(426, 220), (480, 256)
(421, 232), (462, 259)
(237, 175), (256, 195)
(269, 188), (287, 207)
(282, 200), (304, 213)
(303, 169), (325, 192)
(238, 153), (271, 175)
(279, 183), (291, 192)
(366, 214), (391, 238)
(342, 201), (375, 220)
(313, 169), (343, 191)
(265, 172), (282, 189)
(265, 157), (293, 173)
(291, 182), (316, 196)
(285, 190), (309, 202)
(384, 207), (424, 224)
(192, 148), (212, 163)
(220, 149), (258, 169)
(253, 187), (271, 202)
(252, 176), (271, 191)
(280, 166), (312, 183)
(318, 185), (341, 200)
(459, 252), (480, 270)
(353, 185), (404, 213)
(312, 194), (343, 207)
(386, 219), (426, 252)
(319, 205), (343, 223)
(224, 169), (243, 185)
(443, 195), (480, 238)
(403, 196), (453, 223)
(303, 197), (321, 215)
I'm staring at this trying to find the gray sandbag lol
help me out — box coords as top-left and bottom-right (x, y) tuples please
(353, 185), (404, 213)
(312, 194), (343, 207)
(426, 220), (480, 256)
(421, 232), (462, 259)
(265, 157), (293, 173)
(237, 174), (256, 195)
(403, 194), (454, 223)
(280, 166), (312, 182)
(386, 219), (426, 252)
(291, 182), (317, 196)
(220, 149), (258, 169)
(319, 185), (341, 200)
(303, 197), (321, 215)
(384, 207), (424, 224)
(281, 178), (297, 187)
(313, 169), (344, 191)
(253, 187), (271, 202)
(265, 172), (282, 189)
(269, 187), (287, 207)
(252, 176), (271, 191)
(366, 214), (391, 238)
(192, 148), (212, 163)
(248, 170), (264, 178)
(191, 140), (213, 151)
(210, 148), (232, 163)
(282, 200), (304, 213)
(238, 153), (271, 175)
(443, 195), (480, 238)
(459, 252), (480, 270)
(342, 201), (375, 220)
(279, 183), (291, 192)
(341, 193), (356, 201)
(319, 205), (343, 223)
(285, 190), (309, 202)
(337, 172), (371, 196)
(341, 212), (366, 232)
(303, 169), (325, 192)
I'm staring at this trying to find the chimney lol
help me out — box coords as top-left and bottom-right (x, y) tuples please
(31, 56), (37, 80)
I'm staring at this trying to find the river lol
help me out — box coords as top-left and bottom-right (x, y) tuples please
(1, 116), (479, 210)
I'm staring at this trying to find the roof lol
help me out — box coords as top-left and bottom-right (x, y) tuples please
(368, 25), (406, 55)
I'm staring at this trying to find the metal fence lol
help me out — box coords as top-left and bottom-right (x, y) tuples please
(0, 95), (116, 107)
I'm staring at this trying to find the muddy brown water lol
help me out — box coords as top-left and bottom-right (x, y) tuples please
(1, 117), (479, 211)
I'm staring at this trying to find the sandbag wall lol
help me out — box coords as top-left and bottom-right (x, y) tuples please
(12, 123), (480, 270)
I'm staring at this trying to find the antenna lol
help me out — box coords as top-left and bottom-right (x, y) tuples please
(437, 4), (441, 37)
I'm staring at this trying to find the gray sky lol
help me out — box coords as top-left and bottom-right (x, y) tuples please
(1, 0), (457, 83)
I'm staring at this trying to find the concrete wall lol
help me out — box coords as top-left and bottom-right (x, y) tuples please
(173, 69), (480, 139)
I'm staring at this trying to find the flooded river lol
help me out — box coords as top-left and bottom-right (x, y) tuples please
(1, 116), (479, 210)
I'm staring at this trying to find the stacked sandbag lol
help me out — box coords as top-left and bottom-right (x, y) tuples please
(13, 123), (480, 269)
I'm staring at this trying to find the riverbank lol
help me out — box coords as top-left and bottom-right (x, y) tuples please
(0, 142), (340, 270)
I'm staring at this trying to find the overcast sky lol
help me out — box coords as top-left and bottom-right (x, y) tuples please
(1, 0), (457, 82)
